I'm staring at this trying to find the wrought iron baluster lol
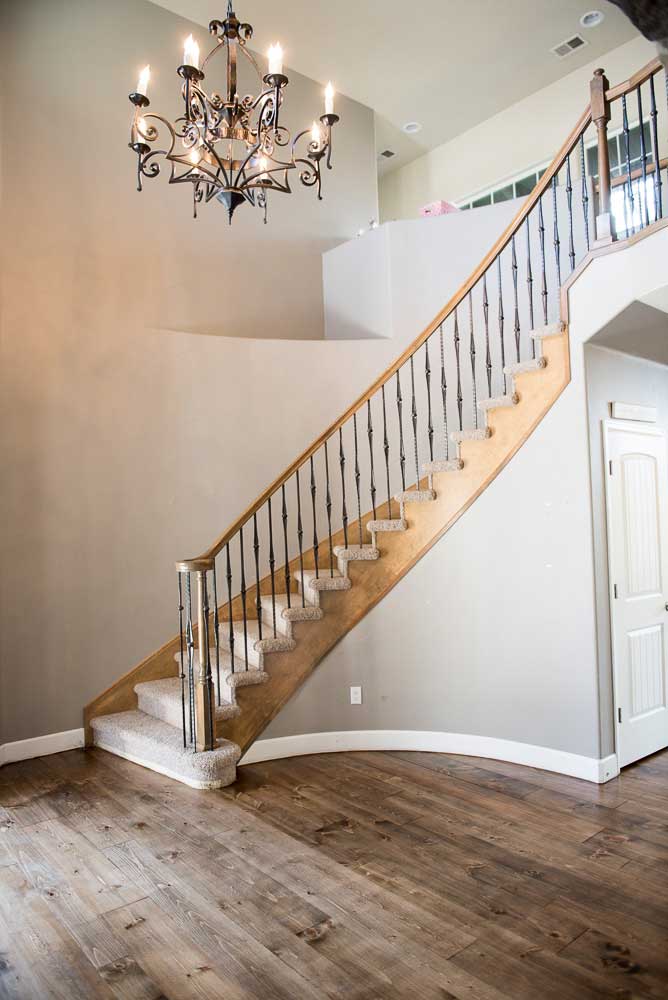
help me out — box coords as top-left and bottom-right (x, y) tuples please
(496, 257), (506, 394)
(511, 237), (520, 365)
(201, 572), (215, 745)
(177, 573), (187, 747)
(439, 323), (449, 459)
(225, 543), (235, 671)
(409, 354), (419, 485)
(551, 174), (561, 288)
(566, 155), (575, 271)
(637, 86), (650, 228)
(239, 526), (249, 671)
(525, 218), (535, 358)
(622, 94), (635, 235)
(281, 485), (290, 609)
(649, 74), (662, 219)
(367, 400), (377, 519)
(381, 385), (392, 518)
(310, 455), (319, 578)
(212, 561), (221, 706)
(296, 469), (305, 607)
(353, 412), (362, 545)
(338, 428), (348, 548)
(253, 513), (262, 640)
(424, 341), (434, 461)
(538, 196), (548, 324)
(185, 572), (195, 744)
(396, 371), (406, 489)
(324, 441), (333, 576)
(268, 498), (277, 636)
(483, 272), (492, 393)
(454, 309), (463, 431)
(579, 134), (590, 251)
(468, 293), (478, 426)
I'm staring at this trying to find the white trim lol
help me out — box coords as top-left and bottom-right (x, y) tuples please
(93, 741), (231, 790)
(0, 728), (85, 767)
(240, 730), (620, 783)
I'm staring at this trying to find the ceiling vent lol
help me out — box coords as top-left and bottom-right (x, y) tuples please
(380, 149), (395, 158)
(551, 34), (588, 58)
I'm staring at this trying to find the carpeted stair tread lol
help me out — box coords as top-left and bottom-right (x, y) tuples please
(504, 357), (547, 376)
(451, 427), (491, 442)
(530, 320), (566, 340)
(422, 458), (464, 474)
(394, 489), (436, 503)
(135, 677), (239, 729)
(478, 393), (519, 412)
(294, 568), (352, 592)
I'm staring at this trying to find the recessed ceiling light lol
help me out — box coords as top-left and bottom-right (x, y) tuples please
(402, 121), (422, 134)
(580, 10), (604, 28)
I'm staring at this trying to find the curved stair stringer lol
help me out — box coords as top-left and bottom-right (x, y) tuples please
(223, 326), (570, 756)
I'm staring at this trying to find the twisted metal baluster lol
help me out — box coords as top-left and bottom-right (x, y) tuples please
(324, 440), (333, 576)
(212, 561), (221, 706)
(622, 94), (635, 235)
(353, 412), (362, 545)
(202, 572), (215, 745)
(566, 155), (575, 272)
(551, 175), (562, 288)
(268, 498), (277, 636)
(185, 572), (195, 744)
(338, 428), (348, 548)
(649, 74), (662, 219)
(239, 526), (249, 671)
(296, 469), (305, 607)
(525, 217), (535, 358)
(253, 513), (262, 640)
(538, 196), (548, 324)
(511, 237), (520, 365)
(381, 385), (392, 519)
(225, 543), (235, 672)
(439, 323), (449, 459)
(425, 341), (434, 461)
(468, 293), (478, 427)
(580, 134), (590, 251)
(496, 256), (506, 394)
(178, 573), (187, 747)
(367, 400), (377, 519)
(409, 355), (420, 486)
(637, 86), (650, 228)
(396, 370), (406, 489)
(281, 484), (290, 609)
(483, 273), (492, 394)
(309, 455), (319, 578)
(454, 309), (463, 431)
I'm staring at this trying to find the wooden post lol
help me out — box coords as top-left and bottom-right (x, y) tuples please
(195, 567), (216, 752)
(590, 68), (615, 244)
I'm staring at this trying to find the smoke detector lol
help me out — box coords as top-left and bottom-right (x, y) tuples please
(551, 34), (588, 58)
(580, 10), (604, 28)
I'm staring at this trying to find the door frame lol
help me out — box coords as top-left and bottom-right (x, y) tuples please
(602, 417), (667, 767)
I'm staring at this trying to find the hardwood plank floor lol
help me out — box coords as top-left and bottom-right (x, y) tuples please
(1, 748), (667, 999)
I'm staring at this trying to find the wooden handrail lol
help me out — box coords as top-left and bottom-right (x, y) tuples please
(180, 56), (662, 566)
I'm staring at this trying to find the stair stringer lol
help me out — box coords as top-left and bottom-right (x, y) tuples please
(223, 329), (570, 755)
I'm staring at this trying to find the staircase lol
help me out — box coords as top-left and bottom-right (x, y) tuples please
(86, 57), (668, 788)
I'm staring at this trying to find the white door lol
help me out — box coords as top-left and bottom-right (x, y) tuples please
(605, 420), (668, 768)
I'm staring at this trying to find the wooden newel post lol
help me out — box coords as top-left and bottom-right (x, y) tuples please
(590, 67), (615, 244)
(195, 566), (216, 751)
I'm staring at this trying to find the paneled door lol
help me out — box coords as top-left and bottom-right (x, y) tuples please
(604, 420), (668, 768)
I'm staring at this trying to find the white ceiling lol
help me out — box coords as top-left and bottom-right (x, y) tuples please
(148, 0), (637, 174)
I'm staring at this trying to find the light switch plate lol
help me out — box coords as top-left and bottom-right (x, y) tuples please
(350, 685), (362, 705)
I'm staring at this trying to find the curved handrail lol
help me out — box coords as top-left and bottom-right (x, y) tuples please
(180, 56), (662, 567)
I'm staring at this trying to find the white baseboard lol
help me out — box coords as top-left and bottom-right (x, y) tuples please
(0, 728), (85, 768)
(240, 730), (620, 784)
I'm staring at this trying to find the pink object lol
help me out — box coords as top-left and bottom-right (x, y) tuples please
(419, 200), (460, 217)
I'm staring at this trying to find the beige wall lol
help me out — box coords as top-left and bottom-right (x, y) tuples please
(0, 0), (377, 744)
(379, 36), (656, 222)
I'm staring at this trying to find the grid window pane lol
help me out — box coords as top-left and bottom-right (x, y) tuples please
(515, 173), (537, 197)
(493, 184), (515, 203)
(472, 194), (492, 208)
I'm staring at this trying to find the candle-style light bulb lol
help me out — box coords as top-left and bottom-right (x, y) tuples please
(136, 65), (151, 97)
(311, 121), (322, 145)
(258, 155), (269, 179)
(184, 34), (200, 69)
(189, 146), (201, 165)
(267, 43), (283, 76)
(324, 82), (335, 115)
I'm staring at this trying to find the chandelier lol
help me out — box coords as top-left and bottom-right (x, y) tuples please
(128, 1), (339, 223)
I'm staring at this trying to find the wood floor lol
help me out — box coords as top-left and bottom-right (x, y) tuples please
(1, 748), (668, 1000)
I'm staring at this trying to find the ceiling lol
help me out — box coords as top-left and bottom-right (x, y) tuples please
(148, 0), (637, 175)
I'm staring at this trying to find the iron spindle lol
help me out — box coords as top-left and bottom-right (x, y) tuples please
(253, 513), (262, 640)
(381, 384), (392, 517)
(496, 256), (506, 394)
(324, 440), (334, 576)
(622, 94), (635, 234)
(454, 309), (463, 431)
(353, 412), (363, 545)
(296, 469), (306, 607)
(178, 573), (187, 748)
(525, 217), (536, 358)
(212, 562), (221, 706)
(225, 543), (235, 672)
(239, 527), (249, 671)
(579, 134), (590, 251)
(483, 273), (492, 394)
(367, 400), (377, 519)
(268, 498), (277, 636)
(338, 428), (349, 548)
(637, 86), (650, 227)
(202, 572), (215, 746)
(511, 237), (520, 365)
(538, 196), (548, 324)
(309, 455), (319, 578)
(185, 572), (195, 744)
(551, 175), (562, 288)
(438, 323), (449, 460)
(281, 484), (291, 609)
(649, 74), (662, 219)
(566, 155), (575, 271)
(409, 354), (420, 485)
(396, 371), (407, 489)
(468, 293), (478, 427)
(424, 341), (434, 460)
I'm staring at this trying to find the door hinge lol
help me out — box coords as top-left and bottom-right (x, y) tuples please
(613, 583), (618, 599)
(609, 459), (613, 475)
(618, 707), (622, 724)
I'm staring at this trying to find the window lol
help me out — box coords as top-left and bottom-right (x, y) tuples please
(586, 122), (653, 180)
(458, 165), (550, 212)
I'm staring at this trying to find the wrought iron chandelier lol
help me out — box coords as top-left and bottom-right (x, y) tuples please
(128, 1), (339, 223)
